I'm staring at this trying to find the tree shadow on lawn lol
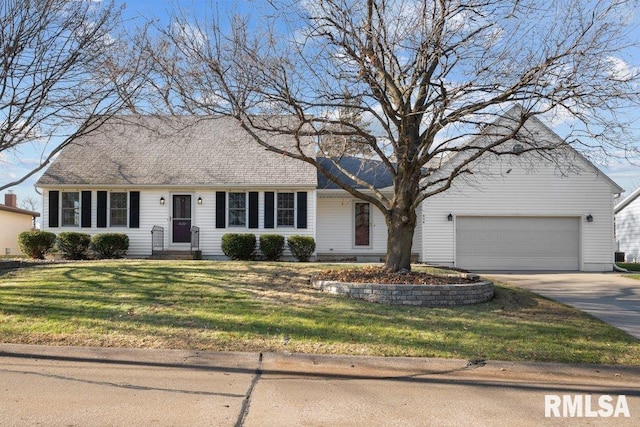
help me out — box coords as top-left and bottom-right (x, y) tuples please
(0, 261), (637, 362)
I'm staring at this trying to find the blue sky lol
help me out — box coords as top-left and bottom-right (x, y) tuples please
(3, 0), (640, 211)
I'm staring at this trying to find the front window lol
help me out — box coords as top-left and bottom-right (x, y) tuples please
(229, 192), (246, 227)
(110, 192), (127, 226)
(61, 192), (80, 226)
(354, 202), (370, 246)
(277, 193), (295, 227)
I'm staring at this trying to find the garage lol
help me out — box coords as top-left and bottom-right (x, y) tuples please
(455, 216), (580, 271)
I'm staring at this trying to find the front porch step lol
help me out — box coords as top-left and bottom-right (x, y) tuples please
(148, 250), (200, 260)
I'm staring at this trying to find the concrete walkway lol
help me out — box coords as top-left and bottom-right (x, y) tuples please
(483, 272), (640, 339)
(0, 344), (639, 426)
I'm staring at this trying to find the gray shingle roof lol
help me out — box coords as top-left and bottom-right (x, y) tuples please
(316, 157), (394, 189)
(37, 116), (317, 187)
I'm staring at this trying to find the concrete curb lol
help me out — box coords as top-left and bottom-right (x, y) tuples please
(2, 343), (639, 380)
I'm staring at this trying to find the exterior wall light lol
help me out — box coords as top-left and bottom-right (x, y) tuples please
(586, 214), (593, 222)
(160, 196), (165, 205)
(447, 213), (453, 221)
(197, 196), (203, 205)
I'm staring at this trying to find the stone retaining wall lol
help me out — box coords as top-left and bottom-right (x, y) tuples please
(311, 279), (494, 307)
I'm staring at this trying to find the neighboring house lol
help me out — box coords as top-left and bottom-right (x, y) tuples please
(614, 187), (640, 262)
(36, 112), (622, 271)
(0, 193), (40, 256)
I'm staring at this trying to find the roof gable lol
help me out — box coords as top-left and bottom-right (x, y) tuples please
(37, 116), (317, 188)
(427, 106), (623, 194)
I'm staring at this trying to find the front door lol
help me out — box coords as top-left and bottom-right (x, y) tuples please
(172, 194), (192, 243)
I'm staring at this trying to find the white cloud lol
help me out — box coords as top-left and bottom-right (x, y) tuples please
(605, 56), (639, 81)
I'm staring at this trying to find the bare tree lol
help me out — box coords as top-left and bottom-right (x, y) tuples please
(145, 0), (640, 272)
(20, 195), (39, 212)
(0, 0), (146, 191)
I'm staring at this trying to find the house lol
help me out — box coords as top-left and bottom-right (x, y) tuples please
(614, 187), (640, 262)
(36, 116), (317, 257)
(36, 113), (621, 271)
(0, 193), (40, 256)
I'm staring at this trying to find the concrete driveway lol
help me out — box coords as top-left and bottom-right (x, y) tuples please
(482, 272), (640, 339)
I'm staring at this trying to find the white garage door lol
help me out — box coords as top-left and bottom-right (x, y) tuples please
(456, 216), (580, 271)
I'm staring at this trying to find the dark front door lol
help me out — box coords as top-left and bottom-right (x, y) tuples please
(172, 195), (192, 243)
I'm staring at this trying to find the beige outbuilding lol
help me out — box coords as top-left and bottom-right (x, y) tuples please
(0, 193), (40, 256)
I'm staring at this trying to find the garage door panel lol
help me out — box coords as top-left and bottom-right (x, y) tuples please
(456, 216), (580, 271)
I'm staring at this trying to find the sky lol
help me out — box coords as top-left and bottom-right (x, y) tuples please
(3, 0), (640, 213)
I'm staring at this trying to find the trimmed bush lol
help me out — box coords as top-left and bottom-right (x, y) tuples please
(57, 232), (91, 260)
(91, 233), (129, 259)
(18, 231), (57, 259)
(259, 234), (285, 261)
(221, 233), (256, 260)
(287, 235), (316, 262)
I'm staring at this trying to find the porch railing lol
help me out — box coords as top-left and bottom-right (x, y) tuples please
(151, 225), (164, 253)
(190, 226), (200, 253)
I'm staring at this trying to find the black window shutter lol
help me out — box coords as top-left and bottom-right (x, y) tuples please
(81, 191), (91, 228)
(297, 192), (307, 229)
(216, 191), (226, 228)
(129, 191), (140, 228)
(264, 192), (274, 229)
(248, 192), (259, 228)
(48, 191), (59, 228)
(97, 191), (107, 228)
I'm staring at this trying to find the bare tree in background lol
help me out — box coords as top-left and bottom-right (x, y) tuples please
(0, 0), (146, 191)
(318, 91), (373, 157)
(20, 195), (39, 212)
(144, 0), (640, 272)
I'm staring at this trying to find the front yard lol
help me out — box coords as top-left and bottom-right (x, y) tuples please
(0, 260), (638, 364)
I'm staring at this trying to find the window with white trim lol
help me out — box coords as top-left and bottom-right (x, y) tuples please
(61, 192), (80, 226)
(229, 192), (246, 227)
(110, 192), (128, 227)
(277, 192), (295, 227)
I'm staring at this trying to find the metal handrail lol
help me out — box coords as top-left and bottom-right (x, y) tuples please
(151, 225), (164, 252)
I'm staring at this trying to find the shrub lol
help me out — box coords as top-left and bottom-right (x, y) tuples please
(18, 231), (57, 259)
(57, 232), (91, 260)
(221, 233), (256, 260)
(91, 233), (129, 259)
(259, 234), (285, 261)
(287, 235), (316, 262)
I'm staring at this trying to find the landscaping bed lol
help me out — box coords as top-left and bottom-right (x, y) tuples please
(313, 266), (492, 306)
(314, 266), (479, 285)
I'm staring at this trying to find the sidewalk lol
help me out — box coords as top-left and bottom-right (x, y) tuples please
(1, 344), (638, 426)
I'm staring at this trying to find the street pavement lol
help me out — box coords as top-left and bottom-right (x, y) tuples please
(483, 272), (640, 339)
(0, 344), (638, 426)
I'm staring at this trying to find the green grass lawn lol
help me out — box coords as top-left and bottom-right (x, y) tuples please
(616, 262), (640, 272)
(1, 260), (638, 364)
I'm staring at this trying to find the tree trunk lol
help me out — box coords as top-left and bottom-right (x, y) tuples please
(383, 203), (417, 272)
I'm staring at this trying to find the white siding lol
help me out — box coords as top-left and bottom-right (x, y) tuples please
(421, 153), (618, 272)
(615, 195), (640, 262)
(316, 194), (423, 260)
(316, 196), (386, 258)
(42, 188), (316, 258)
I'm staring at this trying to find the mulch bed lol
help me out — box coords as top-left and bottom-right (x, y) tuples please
(315, 266), (480, 285)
